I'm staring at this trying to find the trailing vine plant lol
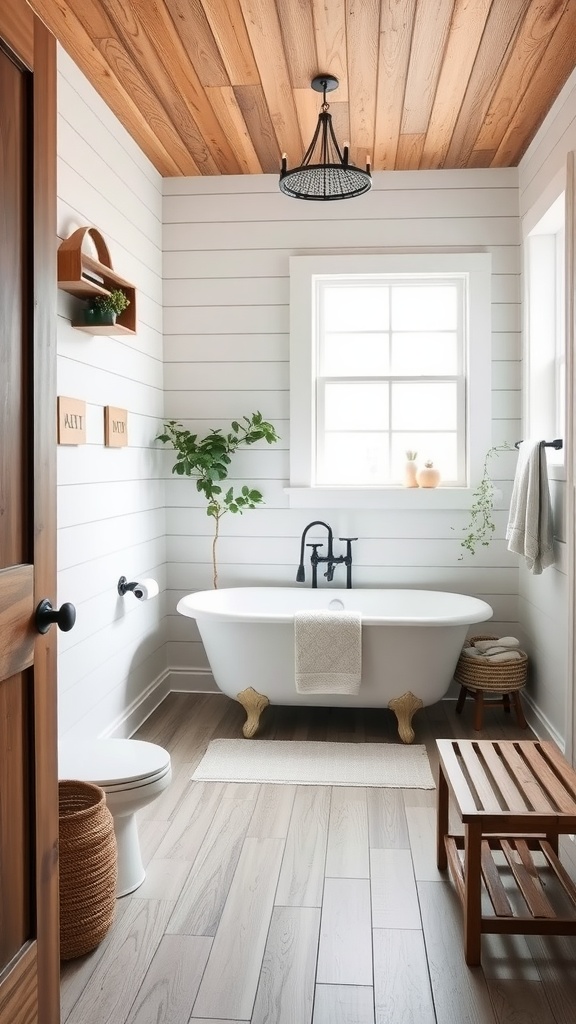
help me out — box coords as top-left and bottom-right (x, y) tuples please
(157, 413), (279, 588)
(456, 444), (513, 558)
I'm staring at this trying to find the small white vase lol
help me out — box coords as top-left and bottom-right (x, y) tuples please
(403, 459), (419, 488)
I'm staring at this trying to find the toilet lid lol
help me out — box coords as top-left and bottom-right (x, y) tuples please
(58, 738), (171, 788)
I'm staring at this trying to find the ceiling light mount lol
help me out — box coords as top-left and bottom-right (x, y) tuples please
(279, 74), (372, 202)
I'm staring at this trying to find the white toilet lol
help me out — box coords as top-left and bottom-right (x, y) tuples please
(58, 738), (172, 897)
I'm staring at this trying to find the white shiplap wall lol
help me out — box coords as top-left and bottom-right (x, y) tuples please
(517, 68), (576, 747)
(57, 47), (166, 740)
(162, 169), (521, 689)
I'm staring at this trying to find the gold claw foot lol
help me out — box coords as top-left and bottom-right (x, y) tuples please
(388, 691), (424, 744)
(236, 687), (270, 738)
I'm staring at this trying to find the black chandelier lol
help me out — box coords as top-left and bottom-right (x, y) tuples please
(279, 75), (372, 201)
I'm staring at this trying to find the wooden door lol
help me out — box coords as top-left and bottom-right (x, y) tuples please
(0, 3), (59, 1023)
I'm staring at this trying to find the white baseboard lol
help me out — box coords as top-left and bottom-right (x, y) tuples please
(168, 667), (219, 693)
(521, 691), (566, 751)
(100, 669), (172, 739)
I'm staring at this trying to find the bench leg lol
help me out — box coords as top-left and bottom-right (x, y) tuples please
(437, 765), (449, 870)
(464, 823), (482, 966)
(503, 693), (511, 714)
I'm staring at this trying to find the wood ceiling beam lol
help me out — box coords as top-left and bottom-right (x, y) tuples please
(400, 0), (453, 136)
(374, 0), (417, 171)
(104, 0), (241, 175)
(163, 0), (230, 88)
(474, 0), (571, 156)
(444, 0), (532, 168)
(206, 86), (263, 174)
(27, 0), (190, 175)
(420, 0), (492, 170)
(200, 0), (260, 86)
(492, 4), (576, 167)
(346, 0), (380, 168)
(312, 0), (348, 101)
(237, 0), (303, 164)
(234, 84), (282, 173)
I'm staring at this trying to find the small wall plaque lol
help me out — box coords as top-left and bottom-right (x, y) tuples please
(58, 397), (87, 445)
(105, 406), (128, 447)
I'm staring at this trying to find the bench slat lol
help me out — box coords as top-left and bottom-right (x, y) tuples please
(500, 840), (556, 919)
(478, 744), (530, 813)
(457, 743), (503, 813)
(518, 744), (576, 814)
(495, 743), (556, 813)
(481, 841), (514, 917)
(437, 741), (478, 815)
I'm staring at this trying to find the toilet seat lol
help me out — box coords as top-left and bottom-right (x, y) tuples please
(58, 738), (171, 789)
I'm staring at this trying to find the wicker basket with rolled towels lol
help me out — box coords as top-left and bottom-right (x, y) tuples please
(454, 634), (528, 731)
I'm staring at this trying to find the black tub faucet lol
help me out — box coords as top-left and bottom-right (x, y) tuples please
(296, 521), (356, 589)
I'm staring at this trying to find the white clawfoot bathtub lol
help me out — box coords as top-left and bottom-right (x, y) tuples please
(177, 588), (493, 742)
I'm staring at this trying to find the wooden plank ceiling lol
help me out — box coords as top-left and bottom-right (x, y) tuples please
(28, 0), (576, 178)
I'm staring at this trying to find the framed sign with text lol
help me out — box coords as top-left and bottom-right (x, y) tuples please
(104, 406), (128, 447)
(57, 397), (86, 445)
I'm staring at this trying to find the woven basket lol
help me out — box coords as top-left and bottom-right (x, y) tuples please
(454, 634), (528, 693)
(59, 780), (117, 960)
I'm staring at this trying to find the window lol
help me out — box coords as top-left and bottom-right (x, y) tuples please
(288, 253), (492, 509)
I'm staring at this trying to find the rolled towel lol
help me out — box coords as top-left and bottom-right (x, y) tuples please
(462, 647), (484, 657)
(482, 650), (523, 662)
(474, 637), (520, 652)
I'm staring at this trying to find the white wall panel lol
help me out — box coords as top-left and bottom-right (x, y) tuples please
(517, 70), (576, 749)
(57, 48), (166, 739)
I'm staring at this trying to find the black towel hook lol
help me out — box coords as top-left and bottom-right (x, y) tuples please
(514, 439), (563, 450)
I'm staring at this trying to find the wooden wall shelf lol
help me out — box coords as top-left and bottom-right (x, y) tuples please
(58, 226), (137, 335)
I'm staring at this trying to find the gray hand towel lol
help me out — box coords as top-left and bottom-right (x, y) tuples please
(506, 440), (554, 574)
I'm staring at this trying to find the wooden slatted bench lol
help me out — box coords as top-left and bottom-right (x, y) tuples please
(436, 739), (576, 965)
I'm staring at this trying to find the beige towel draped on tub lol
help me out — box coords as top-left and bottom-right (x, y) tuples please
(294, 610), (362, 694)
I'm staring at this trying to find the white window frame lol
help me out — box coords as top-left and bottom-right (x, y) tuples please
(525, 193), (566, 482)
(287, 252), (492, 509)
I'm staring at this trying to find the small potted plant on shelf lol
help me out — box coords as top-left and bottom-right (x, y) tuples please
(83, 288), (130, 327)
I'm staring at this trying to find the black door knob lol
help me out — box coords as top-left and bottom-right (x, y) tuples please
(35, 599), (76, 635)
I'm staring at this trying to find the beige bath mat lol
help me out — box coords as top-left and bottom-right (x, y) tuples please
(192, 739), (435, 789)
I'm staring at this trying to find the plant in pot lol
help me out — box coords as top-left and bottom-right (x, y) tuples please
(84, 288), (130, 327)
(157, 413), (280, 588)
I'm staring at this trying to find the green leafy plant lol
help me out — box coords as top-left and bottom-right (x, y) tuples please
(90, 288), (130, 316)
(456, 444), (513, 558)
(157, 413), (280, 588)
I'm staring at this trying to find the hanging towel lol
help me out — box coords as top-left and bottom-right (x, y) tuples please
(506, 440), (555, 575)
(294, 610), (362, 694)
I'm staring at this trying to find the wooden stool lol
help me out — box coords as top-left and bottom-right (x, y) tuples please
(455, 683), (527, 730)
(453, 635), (528, 731)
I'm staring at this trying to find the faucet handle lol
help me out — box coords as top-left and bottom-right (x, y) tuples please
(339, 537), (358, 542)
(307, 542), (323, 551)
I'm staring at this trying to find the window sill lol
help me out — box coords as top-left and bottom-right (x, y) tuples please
(285, 486), (503, 510)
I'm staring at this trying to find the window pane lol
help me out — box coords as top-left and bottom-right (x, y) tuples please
(391, 382), (457, 430)
(323, 381), (388, 430)
(321, 333), (390, 375)
(323, 286), (389, 332)
(391, 433), (458, 482)
(319, 433), (389, 485)
(391, 286), (458, 331)
(391, 333), (457, 375)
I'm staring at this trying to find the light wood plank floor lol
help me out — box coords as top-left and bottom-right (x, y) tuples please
(60, 693), (576, 1024)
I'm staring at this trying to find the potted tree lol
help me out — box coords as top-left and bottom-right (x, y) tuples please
(157, 413), (280, 588)
(83, 288), (130, 327)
